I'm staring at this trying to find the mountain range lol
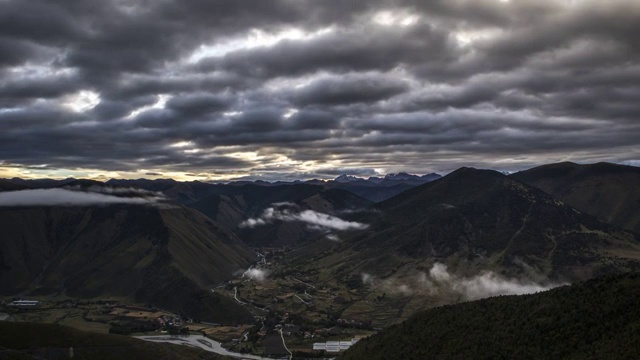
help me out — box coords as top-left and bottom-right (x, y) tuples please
(0, 199), (254, 323)
(511, 162), (640, 234)
(293, 166), (640, 280)
(1, 161), (639, 327)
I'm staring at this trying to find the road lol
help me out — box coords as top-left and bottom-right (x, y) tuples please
(278, 329), (293, 360)
(234, 286), (246, 305)
(135, 335), (280, 360)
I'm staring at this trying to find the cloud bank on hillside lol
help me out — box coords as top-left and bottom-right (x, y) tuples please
(240, 204), (368, 231)
(363, 263), (564, 300)
(0, 188), (164, 206)
(242, 268), (270, 282)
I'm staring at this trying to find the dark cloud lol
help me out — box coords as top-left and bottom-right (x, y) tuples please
(286, 110), (338, 130)
(0, 0), (638, 178)
(202, 22), (452, 78)
(290, 73), (410, 106)
(165, 93), (235, 116)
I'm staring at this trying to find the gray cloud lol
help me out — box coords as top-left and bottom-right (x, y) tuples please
(362, 263), (564, 301)
(240, 203), (368, 232)
(0, 188), (164, 207)
(290, 72), (410, 106)
(242, 268), (270, 282)
(0, 0), (638, 178)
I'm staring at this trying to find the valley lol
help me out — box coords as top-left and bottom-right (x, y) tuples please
(2, 162), (640, 358)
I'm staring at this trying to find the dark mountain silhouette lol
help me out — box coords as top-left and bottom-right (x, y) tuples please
(8, 177), (77, 189)
(0, 203), (255, 323)
(341, 272), (640, 360)
(511, 162), (640, 234)
(293, 167), (640, 285)
(0, 179), (29, 191)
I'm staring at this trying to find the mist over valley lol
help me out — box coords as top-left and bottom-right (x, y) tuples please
(2, 161), (640, 358)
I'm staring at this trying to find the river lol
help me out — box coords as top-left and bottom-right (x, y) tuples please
(135, 334), (286, 359)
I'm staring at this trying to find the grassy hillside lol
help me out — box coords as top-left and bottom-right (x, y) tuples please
(0, 321), (228, 359)
(0, 204), (255, 323)
(511, 162), (640, 234)
(342, 273), (640, 360)
(284, 167), (640, 326)
(297, 167), (640, 281)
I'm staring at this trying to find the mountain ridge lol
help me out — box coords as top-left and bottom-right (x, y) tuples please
(511, 161), (640, 235)
(0, 202), (255, 323)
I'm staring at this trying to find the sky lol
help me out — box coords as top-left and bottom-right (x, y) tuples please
(1, 0), (638, 181)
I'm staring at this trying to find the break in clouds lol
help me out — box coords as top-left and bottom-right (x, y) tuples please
(0, 0), (639, 180)
(362, 263), (564, 301)
(240, 203), (368, 235)
(0, 188), (165, 207)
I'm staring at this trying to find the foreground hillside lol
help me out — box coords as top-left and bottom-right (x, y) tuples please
(0, 203), (255, 323)
(0, 321), (228, 359)
(511, 162), (640, 234)
(342, 272), (640, 360)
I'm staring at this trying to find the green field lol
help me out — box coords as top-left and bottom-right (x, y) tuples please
(0, 321), (229, 360)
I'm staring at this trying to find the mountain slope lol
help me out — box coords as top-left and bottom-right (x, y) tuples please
(0, 204), (255, 323)
(511, 162), (640, 234)
(188, 184), (372, 247)
(286, 167), (640, 326)
(0, 179), (29, 191)
(341, 272), (640, 360)
(305, 167), (640, 280)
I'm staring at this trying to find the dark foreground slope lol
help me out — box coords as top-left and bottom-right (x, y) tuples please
(0, 204), (255, 323)
(0, 321), (228, 360)
(511, 162), (640, 234)
(342, 273), (640, 360)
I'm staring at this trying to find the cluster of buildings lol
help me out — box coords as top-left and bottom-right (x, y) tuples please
(312, 338), (360, 352)
(8, 300), (40, 309)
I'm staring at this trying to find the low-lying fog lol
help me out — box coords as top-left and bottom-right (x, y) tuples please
(363, 263), (565, 301)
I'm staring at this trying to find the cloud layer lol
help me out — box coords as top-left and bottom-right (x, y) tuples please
(240, 203), (368, 238)
(242, 268), (270, 282)
(363, 263), (564, 301)
(0, 188), (163, 206)
(1, 0), (639, 179)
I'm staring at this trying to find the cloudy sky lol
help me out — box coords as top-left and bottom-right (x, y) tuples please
(1, 0), (638, 181)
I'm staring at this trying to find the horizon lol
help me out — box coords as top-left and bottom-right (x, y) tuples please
(1, 1), (639, 181)
(2, 160), (637, 183)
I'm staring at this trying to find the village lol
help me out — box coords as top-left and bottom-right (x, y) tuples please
(0, 247), (376, 358)
(209, 247), (376, 356)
